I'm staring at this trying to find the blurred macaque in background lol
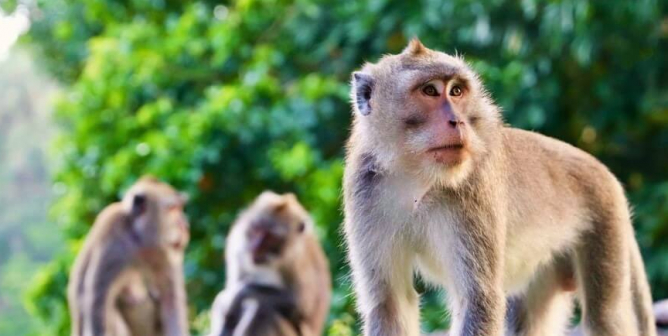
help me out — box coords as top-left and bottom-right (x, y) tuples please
(209, 191), (331, 336)
(68, 177), (190, 336)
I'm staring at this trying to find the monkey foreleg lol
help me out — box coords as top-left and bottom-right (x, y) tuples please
(348, 237), (420, 336)
(446, 215), (505, 336)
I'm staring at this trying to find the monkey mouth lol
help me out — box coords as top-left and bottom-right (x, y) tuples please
(430, 143), (464, 151)
(428, 143), (466, 164)
(252, 253), (271, 264)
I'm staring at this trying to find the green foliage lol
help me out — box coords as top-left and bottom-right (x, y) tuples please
(24, 0), (666, 334)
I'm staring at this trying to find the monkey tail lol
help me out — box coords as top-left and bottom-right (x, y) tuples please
(629, 238), (657, 336)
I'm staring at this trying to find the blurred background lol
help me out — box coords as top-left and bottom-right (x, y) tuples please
(0, 0), (665, 335)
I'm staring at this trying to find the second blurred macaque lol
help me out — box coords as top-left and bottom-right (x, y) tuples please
(209, 191), (331, 336)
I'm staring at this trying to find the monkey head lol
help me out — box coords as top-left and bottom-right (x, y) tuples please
(122, 176), (190, 251)
(235, 191), (312, 266)
(351, 39), (502, 186)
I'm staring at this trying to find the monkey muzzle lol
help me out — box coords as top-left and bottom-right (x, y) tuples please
(428, 142), (466, 165)
(248, 226), (286, 264)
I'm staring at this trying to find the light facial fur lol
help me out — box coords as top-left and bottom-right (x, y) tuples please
(68, 176), (190, 336)
(343, 39), (656, 336)
(209, 191), (331, 336)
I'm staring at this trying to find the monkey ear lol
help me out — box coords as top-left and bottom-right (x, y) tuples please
(352, 71), (374, 116)
(403, 38), (427, 56)
(131, 193), (147, 217)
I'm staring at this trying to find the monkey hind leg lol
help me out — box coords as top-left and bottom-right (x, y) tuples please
(629, 238), (657, 336)
(574, 218), (640, 336)
(506, 256), (575, 336)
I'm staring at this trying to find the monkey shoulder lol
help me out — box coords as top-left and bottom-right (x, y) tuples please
(86, 203), (128, 240)
(303, 233), (329, 269)
(71, 204), (135, 277)
(344, 152), (383, 203)
(295, 234), (330, 281)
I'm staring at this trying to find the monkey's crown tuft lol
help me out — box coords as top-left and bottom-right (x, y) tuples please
(402, 38), (428, 56)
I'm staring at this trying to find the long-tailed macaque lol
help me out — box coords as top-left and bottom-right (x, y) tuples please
(208, 191), (331, 336)
(68, 176), (190, 336)
(343, 39), (656, 336)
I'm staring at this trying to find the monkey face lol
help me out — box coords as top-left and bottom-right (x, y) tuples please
(123, 176), (190, 250)
(247, 221), (288, 264)
(351, 39), (501, 185)
(162, 196), (190, 251)
(240, 191), (310, 265)
(404, 75), (472, 166)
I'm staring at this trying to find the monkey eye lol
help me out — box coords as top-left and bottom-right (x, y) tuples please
(422, 85), (438, 96)
(297, 222), (305, 233)
(450, 85), (463, 97)
(421, 80), (444, 97)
